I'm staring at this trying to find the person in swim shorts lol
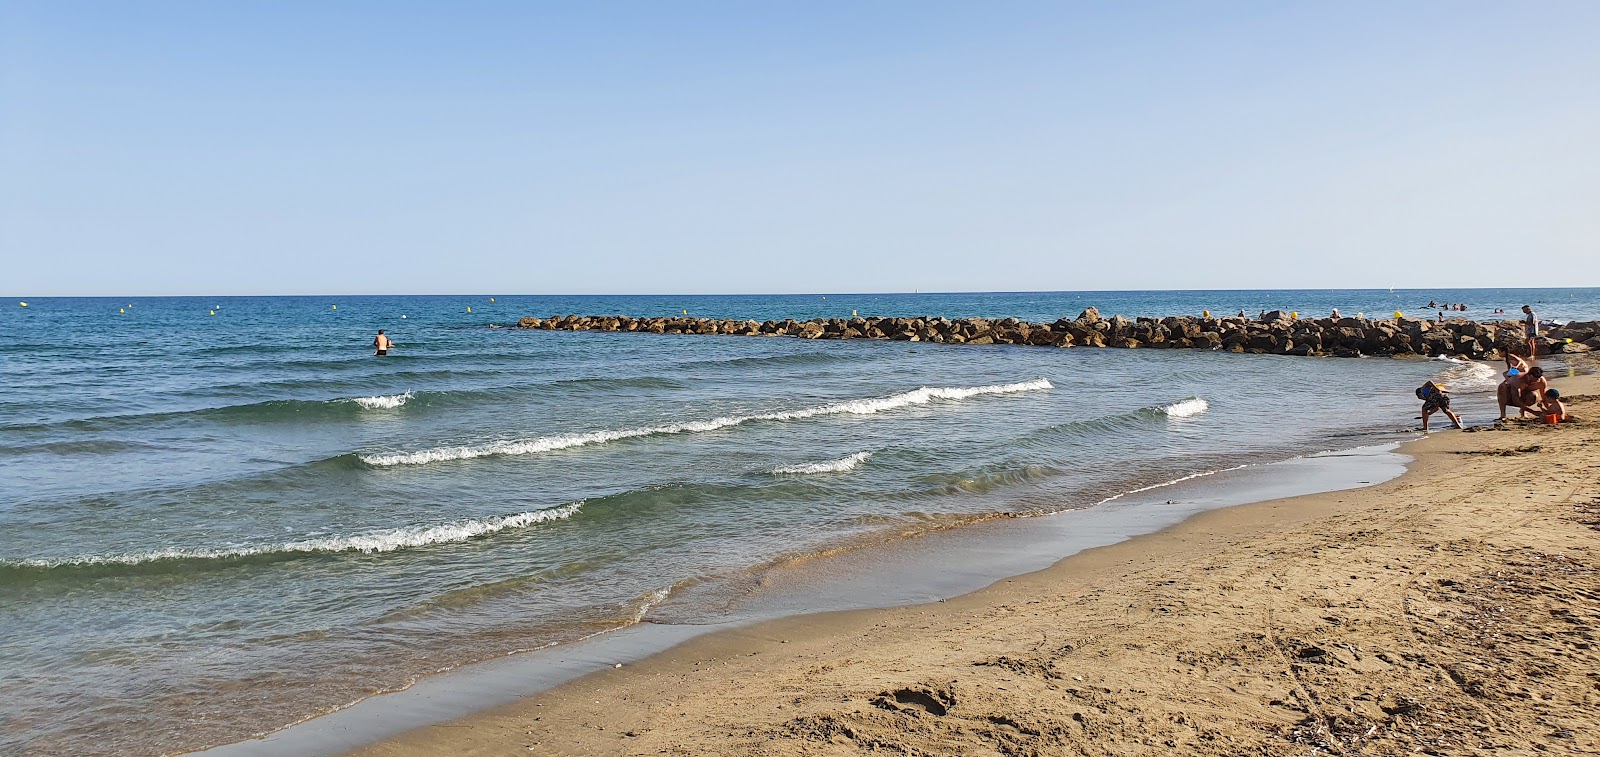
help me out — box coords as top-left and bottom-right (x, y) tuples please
(373, 329), (393, 356)
(1522, 304), (1539, 360)
(1416, 381), (1462, 431)
(1498, 365), (1546, 420)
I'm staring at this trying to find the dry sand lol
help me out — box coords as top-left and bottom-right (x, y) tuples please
(352, 375), (1600, 757)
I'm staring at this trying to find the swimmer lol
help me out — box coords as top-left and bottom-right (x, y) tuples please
(373, 329), (393, 356)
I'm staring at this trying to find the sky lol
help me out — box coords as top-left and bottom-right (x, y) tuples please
(2, 1), (1598, 296)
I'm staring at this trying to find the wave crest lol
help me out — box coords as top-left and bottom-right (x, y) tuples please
(773, 451), (871, 475)
(351, 392), (414, 410)
(1161, 397), (1209, 418)
(361, 379), (1052, 467)
(5, 503), (581, 571)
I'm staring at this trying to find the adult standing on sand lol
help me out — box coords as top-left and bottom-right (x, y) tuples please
(1522, 305), (1539, 360)
(372, 329), (393, 356)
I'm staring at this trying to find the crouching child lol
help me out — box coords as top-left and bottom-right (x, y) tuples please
(1416, 381), (1463, 431)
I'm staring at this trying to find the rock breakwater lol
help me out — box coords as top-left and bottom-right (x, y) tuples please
(516, 309), (1600, 359)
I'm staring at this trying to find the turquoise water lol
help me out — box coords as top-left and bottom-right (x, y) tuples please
(1, 289), (1595, 755)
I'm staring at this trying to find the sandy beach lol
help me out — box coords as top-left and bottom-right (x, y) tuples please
(346, 372), (1600, 756)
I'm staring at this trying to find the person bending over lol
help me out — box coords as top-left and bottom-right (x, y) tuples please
(1416, 381), (1463, 431)
(1498, 366), (1546, 419)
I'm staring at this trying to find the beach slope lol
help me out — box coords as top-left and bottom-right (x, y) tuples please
(353, 377), (1600, 756)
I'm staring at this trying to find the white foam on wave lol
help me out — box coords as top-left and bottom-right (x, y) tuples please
(1432, 360), (1501, 393)
(773, 451), (871, 475)
(351, 392), (414, 410)
(10, 503), (581, 569)
(1162, 397), (1209, 418)
(1095, 465), (1248, 506)
(361, 379), (1052, 467)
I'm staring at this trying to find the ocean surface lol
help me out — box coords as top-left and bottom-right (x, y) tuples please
(2, 288), (1597, 756)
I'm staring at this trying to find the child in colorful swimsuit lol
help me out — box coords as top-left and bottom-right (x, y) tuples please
(1417, 381), (1463, 431)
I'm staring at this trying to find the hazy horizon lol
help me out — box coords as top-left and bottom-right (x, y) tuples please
(5, 2), (1599, 296)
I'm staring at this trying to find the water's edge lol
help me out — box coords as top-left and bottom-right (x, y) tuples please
(193, 441), (1411, 757)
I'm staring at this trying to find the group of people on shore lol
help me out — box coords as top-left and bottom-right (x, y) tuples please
(1418, 305), (1565, 431)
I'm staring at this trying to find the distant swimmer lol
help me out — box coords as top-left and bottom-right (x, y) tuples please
(373, 329), (393, 356)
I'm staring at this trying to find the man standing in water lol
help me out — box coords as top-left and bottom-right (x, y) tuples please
(1522, 304), (1539, 360)
(372, 329), (393, 356)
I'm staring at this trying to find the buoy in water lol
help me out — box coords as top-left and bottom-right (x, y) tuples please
(18, 302), (27, 307)
(852, 310), (857, 317)
(401, 314), (407, 319)
(490, 297), (495, 303)
(119, 308), (125, 313)
(682, 309), (687, 315)
(1291, 311), (1299, 319)
(209, 310), (216, 316)
(467, 306), (472, 313)
(1202, 310), (1210, 318)
(1394, 311), (1404, 319)
(331, 305), (337, 310)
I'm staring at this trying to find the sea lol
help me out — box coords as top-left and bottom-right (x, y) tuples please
(3, 288), (1597, 756)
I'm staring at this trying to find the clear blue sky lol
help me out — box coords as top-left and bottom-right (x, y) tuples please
(3, 1), (1597, 296)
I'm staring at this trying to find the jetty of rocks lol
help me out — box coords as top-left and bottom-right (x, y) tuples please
(517, 309), (1600, 359)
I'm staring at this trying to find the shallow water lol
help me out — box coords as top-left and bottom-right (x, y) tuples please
(1, 289), (1593, 755)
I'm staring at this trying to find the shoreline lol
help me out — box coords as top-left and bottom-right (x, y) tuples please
(195, 446), (1417, 756)
(328, 374), (1598, 756)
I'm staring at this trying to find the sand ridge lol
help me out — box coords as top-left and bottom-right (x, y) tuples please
(351, 376), (1600, 757)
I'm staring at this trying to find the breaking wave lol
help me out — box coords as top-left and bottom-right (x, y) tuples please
(1430, 358), (1501, 393)
(3, 503), (581, 574)
(350, 392), (413, 410)
(1160, 397), (1209, 418)
(360, 379), (1053, 467)
(773, 451), (871, 475)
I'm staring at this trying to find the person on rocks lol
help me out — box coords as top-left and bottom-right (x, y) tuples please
(1498, 365), (1547, 420)
(1416, 381), (1463, 431)
(1521, 305), (1539, 360)
(1330, 308), (1342, 319)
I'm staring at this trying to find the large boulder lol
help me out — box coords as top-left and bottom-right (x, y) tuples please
(1076, 307), (1101, 324)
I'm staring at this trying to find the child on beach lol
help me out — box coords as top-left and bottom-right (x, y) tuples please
(1540, 389), (1566, 424)
(1416, 381), (1463, 431)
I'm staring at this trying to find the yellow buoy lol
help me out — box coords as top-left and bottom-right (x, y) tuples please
(682, 309), (687, 315)
(1202, 309), (1210, 318)
(1291, 311), (1298, 319)
(489, 297), (495, 303)
(119, 308), (125, 313)
(1394, 311), (1404, 319)
(209, 310), (216, 316)
(18, 302), (26, 307)
(331, 305), (337, 310)
(467, 306), (472, 313)
(852, 310), (858, 317)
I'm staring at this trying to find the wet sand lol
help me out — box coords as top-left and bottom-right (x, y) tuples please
(348, 375), (1600, 756)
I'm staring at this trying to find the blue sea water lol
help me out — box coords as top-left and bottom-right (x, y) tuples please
(1, 288), (1596, 755)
